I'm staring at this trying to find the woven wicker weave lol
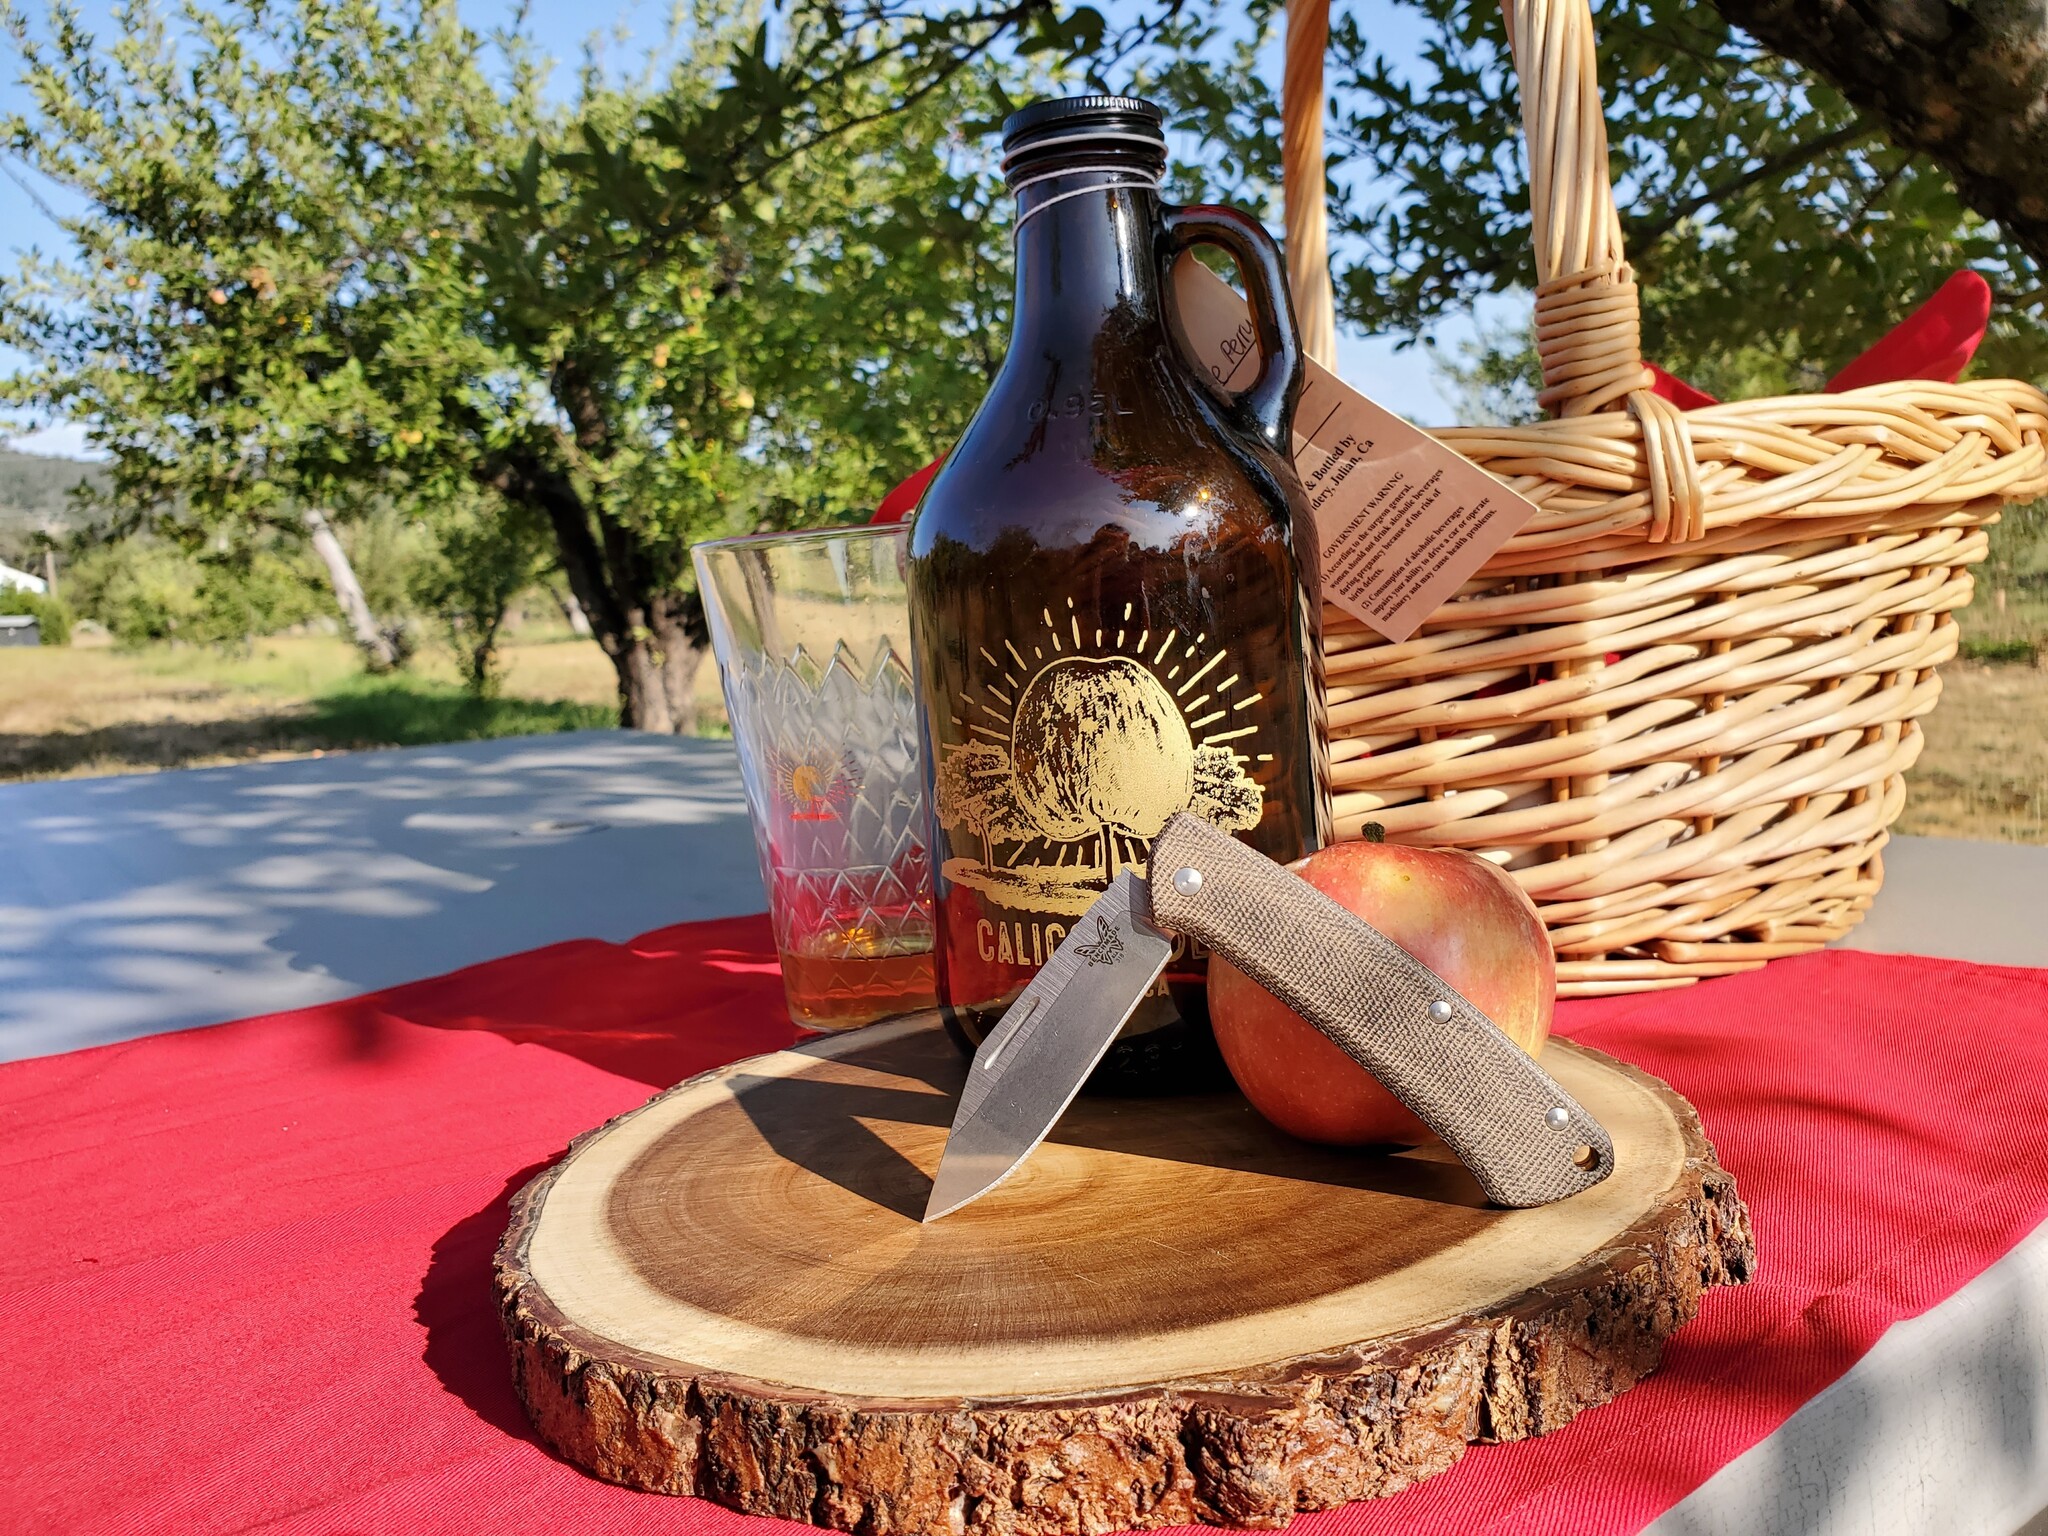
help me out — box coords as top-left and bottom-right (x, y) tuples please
(1317, 0), (2048, 994)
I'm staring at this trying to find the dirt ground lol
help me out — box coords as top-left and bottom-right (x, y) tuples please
(1894, 659), (2048, 843)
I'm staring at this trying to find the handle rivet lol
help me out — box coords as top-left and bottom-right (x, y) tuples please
(1546, 1106), (1571, 1130)
(1426, 999), (1453, 1023)
(1171, 865), (1204, 896)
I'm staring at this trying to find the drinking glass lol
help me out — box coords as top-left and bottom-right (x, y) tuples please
(692, 525), (935, 1030)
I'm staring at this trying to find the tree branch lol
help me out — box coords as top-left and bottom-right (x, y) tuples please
(1709, 0), (2048, 270)
(673, 1), (1055, 231)
(1625, 121), (1868, 246)
(0, 154), (69, 223)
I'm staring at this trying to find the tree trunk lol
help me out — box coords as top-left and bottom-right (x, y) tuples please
(656, 589), (711, 735)
(578, 573), (707, 734)
(479, 448), (710, 734)
(547, 581), (593, 637)
(463, 614), (506, 697)
(1710, 0), (2048, 270)
(301, 506), (402, 671)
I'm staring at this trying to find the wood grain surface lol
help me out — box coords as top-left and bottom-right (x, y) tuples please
(498, 1013), (1753, 1532)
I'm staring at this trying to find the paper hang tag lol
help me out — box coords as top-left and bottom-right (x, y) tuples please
(1170, 257), (1538, 644)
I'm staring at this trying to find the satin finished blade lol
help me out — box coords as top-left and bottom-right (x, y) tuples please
(923, 871), (1174, 1222)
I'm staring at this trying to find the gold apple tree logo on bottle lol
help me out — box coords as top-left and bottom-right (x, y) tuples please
(935, 598), (1265, 917)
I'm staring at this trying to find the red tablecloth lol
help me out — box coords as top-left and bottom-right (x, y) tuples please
(5, 922), (2048, 1535)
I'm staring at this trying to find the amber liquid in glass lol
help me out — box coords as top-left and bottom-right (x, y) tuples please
(907, 100), (1328, 1092)
(766, 849), (937, 1030)
(777, 946), (937, 1031)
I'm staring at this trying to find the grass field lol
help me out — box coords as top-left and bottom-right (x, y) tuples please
(3, 618), (2043, 842)
(0, 628), (707, 781)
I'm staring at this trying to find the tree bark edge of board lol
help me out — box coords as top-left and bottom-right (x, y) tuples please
(495, 1071), (1756, 1534)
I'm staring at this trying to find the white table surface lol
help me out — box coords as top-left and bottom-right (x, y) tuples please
(4, 733), (2045, 1533)
(0, 731), (763, 1063)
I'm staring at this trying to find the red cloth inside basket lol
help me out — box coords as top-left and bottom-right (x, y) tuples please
(1826, 269), (1994, 393)
(5, 928), (2048, 1534)
(871, 457), (943, 523)
(1650, 269), (1995, 408)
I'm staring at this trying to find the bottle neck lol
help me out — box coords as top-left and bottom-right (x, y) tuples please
(1007, 172), (1165, 364)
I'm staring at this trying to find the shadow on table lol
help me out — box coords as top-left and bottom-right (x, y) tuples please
(379, 912), (794, 1087)
(415, 1159), (559, 1449)
(0, 731), (764, 1064)
(1648, 1220), (2048, 1534)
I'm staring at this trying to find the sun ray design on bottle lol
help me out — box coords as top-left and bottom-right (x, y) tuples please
(935, 598), (1266, 917)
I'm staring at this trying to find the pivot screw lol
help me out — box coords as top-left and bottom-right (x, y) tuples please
(1427, 998), (1453, 1023)
(1546, 1106), (1571, 1130)
(1171, 866), (1204, 896)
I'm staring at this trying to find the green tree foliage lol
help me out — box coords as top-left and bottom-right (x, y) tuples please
(2, 0), (1100, 729)
(0, 0), (527, 666)
(1100, 0), (2048, 389)
(328, 507), (431, 636)
(1711, 0), (2048, 284)
(63, 533), (324, 647)
(406, 495), (549, 696)
(452, 0), (1079, 731)
(0, 582), (70, 643)
(61, 541), (200, 648)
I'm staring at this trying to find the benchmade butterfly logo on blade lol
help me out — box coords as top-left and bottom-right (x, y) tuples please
(1072, 914), (1125, 967)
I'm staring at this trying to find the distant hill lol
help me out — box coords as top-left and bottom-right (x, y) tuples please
(0, 446), (105, 561)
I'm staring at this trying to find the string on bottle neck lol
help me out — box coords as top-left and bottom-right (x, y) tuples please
(1009, 160), (1163, 237)
(998, 127), (1166, 175)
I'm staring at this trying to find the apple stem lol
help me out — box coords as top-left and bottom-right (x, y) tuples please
(1361, 822), (1386, 844)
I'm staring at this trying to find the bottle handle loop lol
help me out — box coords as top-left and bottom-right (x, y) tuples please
(1161, 205), (1306, 454)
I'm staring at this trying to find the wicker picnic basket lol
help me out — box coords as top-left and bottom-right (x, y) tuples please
(1314, 0), (2048, 994)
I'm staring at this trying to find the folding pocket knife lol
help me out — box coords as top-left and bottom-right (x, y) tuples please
(924, 812), (1614, 1220)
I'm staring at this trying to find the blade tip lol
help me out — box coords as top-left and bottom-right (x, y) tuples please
(922, 1171), (987, 1224)
(921, 1189), (965, 1224)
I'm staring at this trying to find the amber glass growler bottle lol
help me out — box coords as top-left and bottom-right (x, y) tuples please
(907, 95), (1329, 1092)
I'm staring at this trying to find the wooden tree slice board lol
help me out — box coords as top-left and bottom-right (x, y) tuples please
(498, 1013), (1754, 1533)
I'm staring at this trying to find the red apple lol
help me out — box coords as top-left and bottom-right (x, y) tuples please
(1209, 836), (1554, 1145)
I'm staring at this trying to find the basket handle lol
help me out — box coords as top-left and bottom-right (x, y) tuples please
(1503, 0), (1703, 538)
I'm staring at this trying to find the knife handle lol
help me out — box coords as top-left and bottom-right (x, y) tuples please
(1147, 814), (1613, 1208)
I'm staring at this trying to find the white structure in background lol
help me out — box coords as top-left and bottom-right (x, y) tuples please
(0, 561), (48, 595)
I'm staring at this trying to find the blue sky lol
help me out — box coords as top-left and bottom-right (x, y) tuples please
(0, 0), (1499, 459)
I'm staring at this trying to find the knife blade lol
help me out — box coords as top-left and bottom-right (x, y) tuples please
(924, 814), (1615, 1221)
(923, 870), (1175, 1222)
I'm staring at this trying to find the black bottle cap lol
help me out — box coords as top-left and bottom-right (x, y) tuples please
(999, 95), (1167, 181)
(1002, 94), (1163, 143)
